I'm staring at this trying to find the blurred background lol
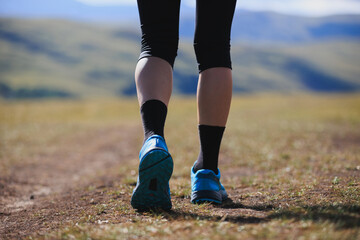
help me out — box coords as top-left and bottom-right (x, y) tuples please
(0, 0), (359, 99)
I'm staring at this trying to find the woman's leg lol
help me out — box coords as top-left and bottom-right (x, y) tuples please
(135, 57), (173, 141)
(190, 0), (236, 204)
(135, 0), (180, 141)
(193, 0), (237, 174)
(131, 0), (180, 210)
(195, 68), (232, 173)
(135, 57), (173, 107)
(197, 68), (232, 126)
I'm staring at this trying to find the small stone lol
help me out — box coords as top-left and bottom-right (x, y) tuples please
(332, 176), (340, 185)
(97, 220), (109, 224)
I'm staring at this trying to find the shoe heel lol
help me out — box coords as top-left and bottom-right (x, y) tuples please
(131, 149), (173, 210)
(139, 149), (172, 173)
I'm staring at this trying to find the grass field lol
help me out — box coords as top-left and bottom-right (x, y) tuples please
(1, 94), (360, 239)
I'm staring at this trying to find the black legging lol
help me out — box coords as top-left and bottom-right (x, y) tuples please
(137, 0), (237, 73)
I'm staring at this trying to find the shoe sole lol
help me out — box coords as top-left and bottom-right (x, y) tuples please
(191, 190), (222, 204)
(131, 149), (173, 211)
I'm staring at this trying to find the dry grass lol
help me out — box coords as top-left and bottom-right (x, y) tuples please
(0, 98), (139, 174)
(1, 94), (359, 239)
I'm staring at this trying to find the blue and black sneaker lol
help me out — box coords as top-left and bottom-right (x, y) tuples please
(190, 164), (228, 204)
(131, 135), (173, 211)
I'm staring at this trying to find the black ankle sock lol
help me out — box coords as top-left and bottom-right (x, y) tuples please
(194, 125), (225, 174)
(140, 99), (167, 142)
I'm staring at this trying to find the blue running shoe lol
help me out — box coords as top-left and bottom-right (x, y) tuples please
(131, 135), (173, 210)
(190, 164), (228, 204)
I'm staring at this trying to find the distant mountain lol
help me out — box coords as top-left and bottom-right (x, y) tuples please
(0, 18), (359, 99)
(234, 12), (360, 42)
(181, 11), (360, 43)
(1, 0), (360, 43)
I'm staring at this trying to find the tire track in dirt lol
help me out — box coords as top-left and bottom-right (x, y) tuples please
(0, 125), (141, 238)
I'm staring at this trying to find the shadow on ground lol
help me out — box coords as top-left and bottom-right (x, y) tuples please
(140, 197), (360, 229)
(266, 204), (360, 229)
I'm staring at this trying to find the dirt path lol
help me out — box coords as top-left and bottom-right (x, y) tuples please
(0, 125), (140, 239)
(0, 125), (275, 239)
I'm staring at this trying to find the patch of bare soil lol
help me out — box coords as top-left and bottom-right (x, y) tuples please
(332, 132), (360, 151)
(0, 125), (140, 239)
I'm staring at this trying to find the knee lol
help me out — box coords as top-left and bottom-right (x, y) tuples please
(194, 41), (232, 73)
(140, 29), (179, 68)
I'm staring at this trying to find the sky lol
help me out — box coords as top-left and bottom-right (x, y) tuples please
(76, 0), (360, 16)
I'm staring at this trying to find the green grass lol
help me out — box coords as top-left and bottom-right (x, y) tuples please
(1, 94), (360, 239)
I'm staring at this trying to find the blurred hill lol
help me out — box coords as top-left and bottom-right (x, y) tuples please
(184, 11), (360, 43)
(0, 17), (359, 99)
(1, 0), (360, 42)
